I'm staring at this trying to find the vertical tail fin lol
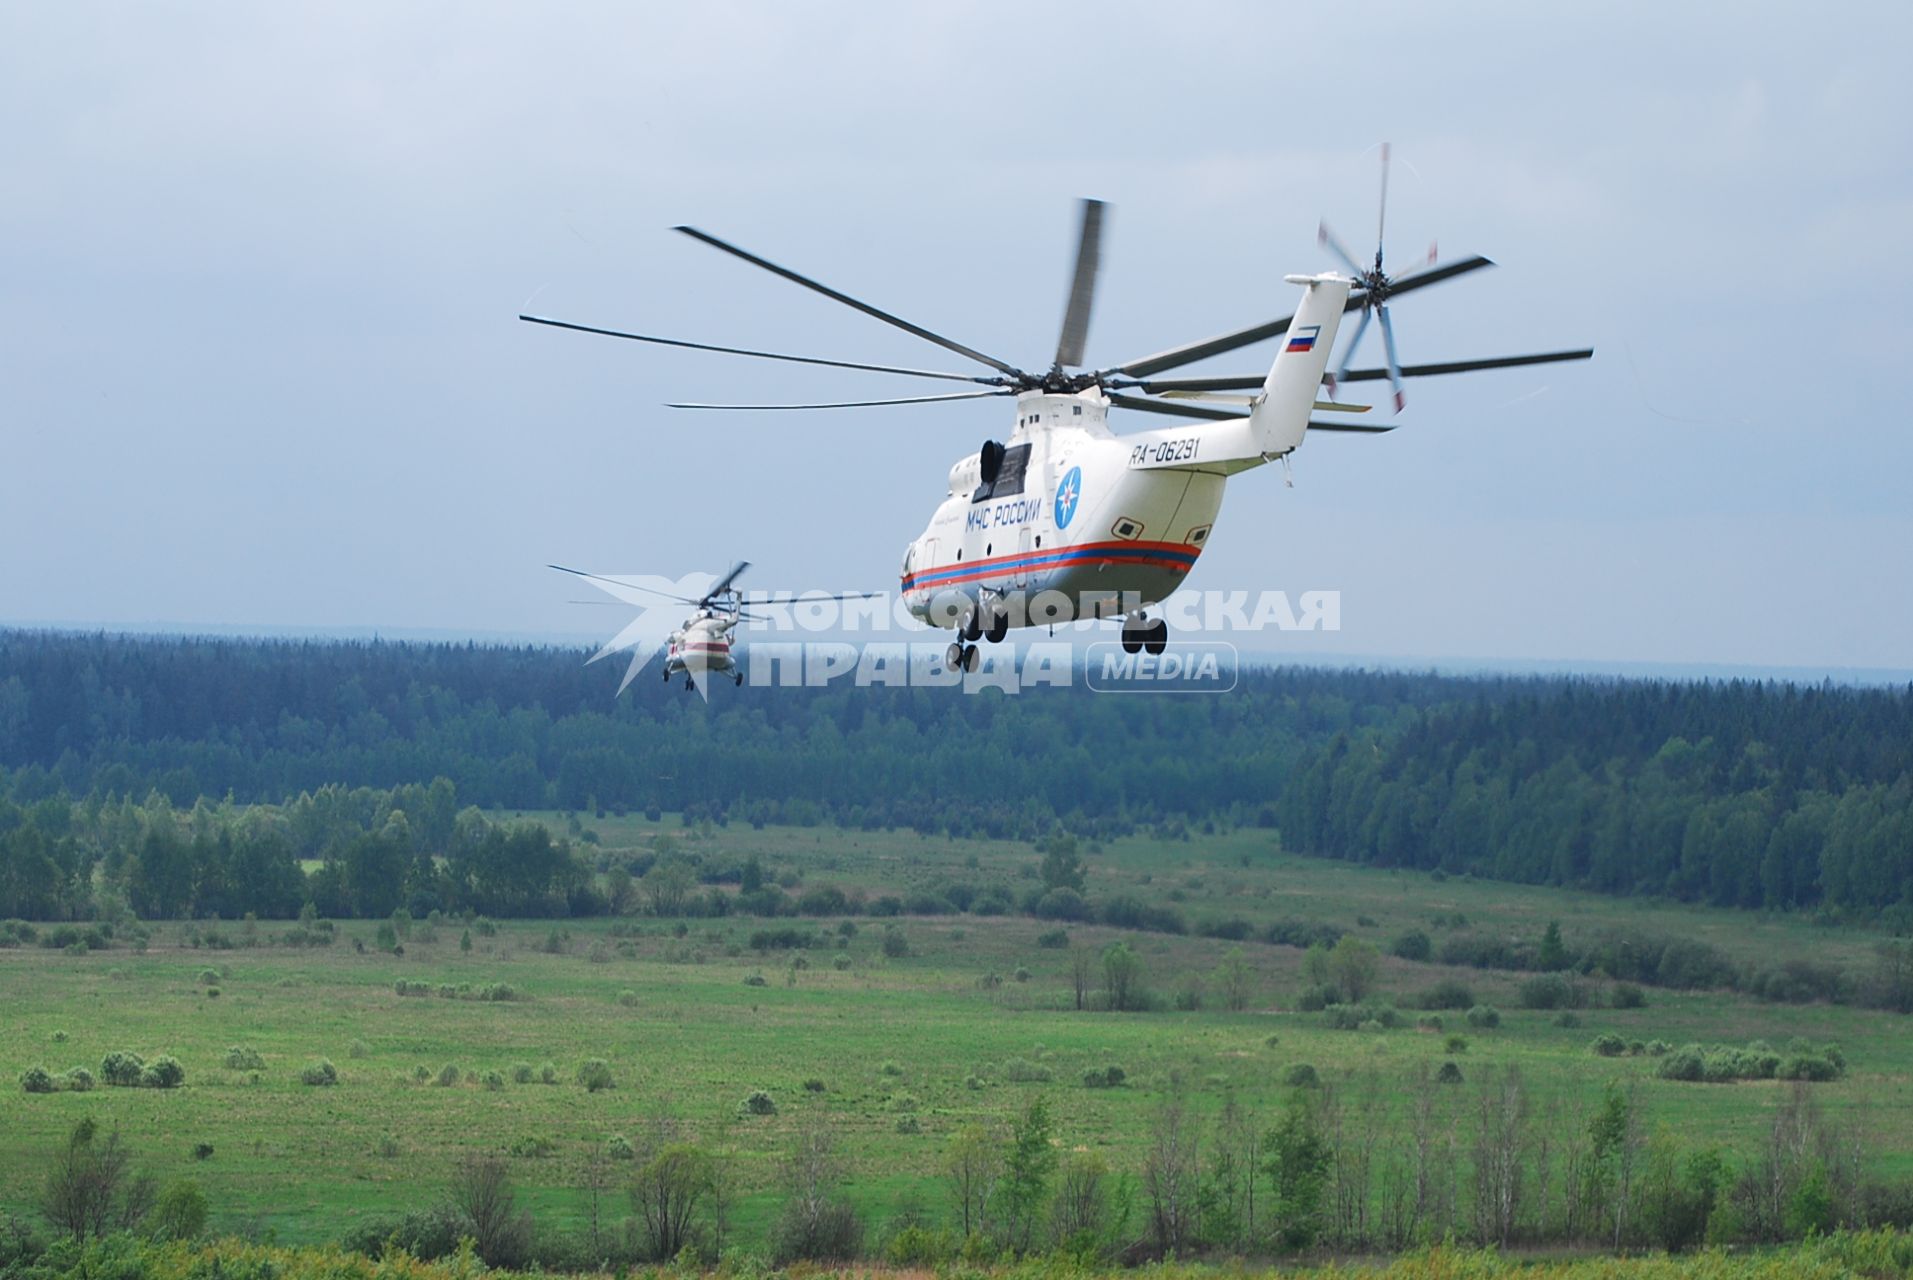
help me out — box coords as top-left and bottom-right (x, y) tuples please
(1249, 273), (1352, 456)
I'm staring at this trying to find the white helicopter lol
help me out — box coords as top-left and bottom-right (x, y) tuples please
(554, 560), (879, 691)
(524, 157), (1590, 673)
(553, 560), (752, 690)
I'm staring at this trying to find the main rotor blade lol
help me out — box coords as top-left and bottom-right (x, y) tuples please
(1106, 392), (1245, 421)
(1103, 313), (1297, 380)
(674, 226), (1029, 380)
(549, 564), (703, 607)
(707, 560), (751, 599)
(1108, 392), (1397, 434)
(1308, 419), (1396, 434)
(518, 315), (1006, 386)
(665, 390), (1014, 411)
(1054, 198), (1106, 369)
(1334, 348), (1595, 382)
(1119, 348), (1593, 395)
(1108, 373), (1267, 393)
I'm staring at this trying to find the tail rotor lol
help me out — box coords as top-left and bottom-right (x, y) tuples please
(1320, 142), (1415, 413)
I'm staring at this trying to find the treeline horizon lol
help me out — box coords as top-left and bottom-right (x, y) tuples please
(3, 629), (1913, 921)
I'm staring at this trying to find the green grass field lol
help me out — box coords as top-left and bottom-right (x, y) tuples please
(4, 818), (1911, 1248)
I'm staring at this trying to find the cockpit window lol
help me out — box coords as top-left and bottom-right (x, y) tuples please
(970, 442), (1032, 504)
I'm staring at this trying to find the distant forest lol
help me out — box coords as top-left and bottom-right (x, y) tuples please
(1, 629), (1911, 923)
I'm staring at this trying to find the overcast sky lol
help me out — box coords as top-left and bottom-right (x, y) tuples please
(3, 2), (1909, 674)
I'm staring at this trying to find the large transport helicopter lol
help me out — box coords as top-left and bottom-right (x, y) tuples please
(524, 153), (1590, 674)
(554, 560), (878, 692)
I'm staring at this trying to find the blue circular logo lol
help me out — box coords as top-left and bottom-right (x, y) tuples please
(1054, 466), (1082, 529)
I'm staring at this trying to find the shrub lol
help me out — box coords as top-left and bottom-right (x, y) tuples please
(1390, 929), (1433, 962)
(508, 1135), (555, 1158)
(881, 928), (909, 958)
(1037, 928), (1070, 949)
(1013, 966), (1031, 983)
(198, 968), (221, 986)
(1002, 1057), (1052, 1082)
(1657, 1047), (1706, 1082)
(606, 1134), (635, 1160)
(1591, 1033), (1628, 1057)
(1415, 979), (1476, 1010)
(436, 1063), (461, 1087)
(743, 1089), (778, 1115)
(1781, 1054), (1840, 1082)
(61, 1067), (96, 1092)
(300, 1058), (339, 1086)
(142, 1056), (186, 1089)
(1647, 1039), (1672, 1056)
(1417, 1014), (1445, 1032)
(832, 953), (851, 970)
(1283, 1063), (1320, 1088)
(1083, 1065), (1126, 1088)
(204, 987), (220, 999)
(20, 1065), (55, 1094)
(1555, 1011), (1583, 1028)
(576, 1059), (615, 1092)
(888, 1092), (920, 1113)
(50, 1029), (68, 1043)
(224, 1046), (265, 1071)
(412, 1064), (431, 1083)
(510, 1062), (533, 1084)
(894, 1115), (921, 1134)
(804, 1078), (826, 1092)
(1436, 1061), (1465, 1084)
(1519, 973), (1582, 1010)
(192, 1142), (214, 1160)
(617, 989), (640, 1008)
(149, 1180), (209, 1242)
(1611, 982), (1648, 1009)
(376, 1134), (401, 1158)
(101, 1050), (145, 1087)
(1465, 1004), (1501, 1029)
(348, 1039), (370, 1059)
(1445, 1035), (1469, 1054)
(1322, 1002), (1401, 1030)
(538, 1061), (558, 1085)
(743, 973), (768, 987)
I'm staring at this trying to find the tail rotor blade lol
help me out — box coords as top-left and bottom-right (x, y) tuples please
(1054, 198), (1106, 369)
(1376, 142), (1391, 269)
(1335, 305), (1374, 390)
(1376, 301), (1405, 414)
(1318, 219), (1366, 278)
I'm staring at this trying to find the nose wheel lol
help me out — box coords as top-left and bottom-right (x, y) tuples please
(1120, 614), (1169, 656)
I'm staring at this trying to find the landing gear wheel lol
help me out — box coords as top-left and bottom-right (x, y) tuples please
(683, 677), (694, 691)
(985, 608), (1009, 644)
(1144, 619), (1169, 656)
(946, 641), (966, 670)
(1120, 612), (1149, 655)
(661, 667), (670, 682)
(733, 672), (744, 687)
(960, 607), (983, 643)
(962, 644), (981, 673)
